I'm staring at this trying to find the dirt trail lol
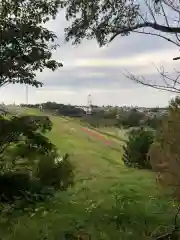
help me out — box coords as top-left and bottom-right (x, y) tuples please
(80, 126), (114, 146)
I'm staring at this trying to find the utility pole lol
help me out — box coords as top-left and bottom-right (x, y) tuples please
(26, 85), (28, 105)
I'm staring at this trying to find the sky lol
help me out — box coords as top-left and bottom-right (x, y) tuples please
(2, 11), (180, 107)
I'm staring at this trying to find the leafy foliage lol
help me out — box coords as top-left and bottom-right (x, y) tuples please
(148, 97), (180, 200)
(0, 172), (47, 203)
(37, 153), (74, 191)
(0, 0), (62, 87)
(43, 102), (86, 117)
(0, 115), (55, 170)
(0, 0), (75, 207)
(123, 127), (154, 169)
(62, 0), (180, 47)
(142, 116), (162, 130)
(118, 108), (144, 128)
(21, 102), (86, 117)
(21, 103), (164, 131)
(63, 0), (140, 46)
(0, 115), (74, 203)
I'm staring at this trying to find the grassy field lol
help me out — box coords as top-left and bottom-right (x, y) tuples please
(1, 109), (176, 239)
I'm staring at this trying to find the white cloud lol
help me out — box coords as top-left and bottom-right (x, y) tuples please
(67, 49), (178, 68)
(2, 84), (176, 108)
(2, 14), (179, 107)
(36, 87), (76, 96)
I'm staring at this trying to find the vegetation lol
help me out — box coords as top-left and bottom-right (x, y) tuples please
(1, 0), (180, 239)
(22, 102), (164, 130)
(1, 0), (62, 88)
(149, 97), (180, 200)
(61, 0), (180, 47)
(0, 110), (177, 240)
(0, 114), (74, 203)
(37, 153), (74, 191)
(123, 128), (154, 169)
(21, 102), (86, 117)
(61, 0), (180, 93)
(0, 0), (72, 206)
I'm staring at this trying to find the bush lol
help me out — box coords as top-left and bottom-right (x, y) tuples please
(0, 153), (74, 203)
(0, 171), (48, 203)
(118, 109), (144, 128)
(0, 114), (74, 204)
(122, 127), (154, 169)
(37, 153), (74, 191)
(148, 97), (180, 200)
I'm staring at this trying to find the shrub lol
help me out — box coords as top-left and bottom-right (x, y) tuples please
(0, 115), (74, 204)
(37, 153), (74, 191)
(148, 97), (180, 200)
(0, 171), (48, 203)
(0, 153), (74, 203)
(122, 127), (154, 169)
(118, 109), (144, 128)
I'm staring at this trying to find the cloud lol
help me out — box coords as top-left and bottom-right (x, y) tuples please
(101, 32), (177, 58)
(30, 85), (177, 107)
(3, 12), (179, 107)
(34, 47), (179, 95)
(65, 48), (178, 68)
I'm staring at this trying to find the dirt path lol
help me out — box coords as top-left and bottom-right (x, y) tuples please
(80, 126), (114, 146)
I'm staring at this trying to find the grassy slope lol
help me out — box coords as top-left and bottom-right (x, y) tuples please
(2, 109), (175, 240)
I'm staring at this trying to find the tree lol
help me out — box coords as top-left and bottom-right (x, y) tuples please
(62, 0), (180, 47)
(122, 127), (154, 169)
(0, 115), (56, 202)
(61, 0), (180, 93)
(143, 115), (162, 129)
(0, 115), (55, 166)
(148, 97), (180, 200)
(0, 114), (74, 202)
(0, 1), (75, 203)
(1, 0), (62, 87)
(118, 108), (144, 128)
(33, 102), (86, 117)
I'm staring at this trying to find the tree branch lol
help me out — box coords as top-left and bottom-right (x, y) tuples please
(144, 0), (157, 23)
(110, 22), (180, 42)
(132, 30), (180, 47)
(163, 0), (180, 15)
(160, 1), (170, 27)
(125, 71), (180, 94)
(173, 57), (180, 60)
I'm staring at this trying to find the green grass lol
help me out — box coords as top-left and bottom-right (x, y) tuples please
(1, 109), (176, 239)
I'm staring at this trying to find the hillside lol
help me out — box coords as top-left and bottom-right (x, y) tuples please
(1, 109), (175, 240)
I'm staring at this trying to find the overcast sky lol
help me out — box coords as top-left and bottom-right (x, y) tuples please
(3, 12), (179, 107)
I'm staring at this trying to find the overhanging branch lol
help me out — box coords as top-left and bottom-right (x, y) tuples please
(110, 22), (180, 42)
(132, 30), (180, 47)
(125, 69), (180, 94)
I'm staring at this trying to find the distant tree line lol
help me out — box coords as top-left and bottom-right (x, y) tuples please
(21, 102), (165, 130)
(117, 108), (163, 130)
(21, 102), (86, 117)
(84, 107), (163, 130)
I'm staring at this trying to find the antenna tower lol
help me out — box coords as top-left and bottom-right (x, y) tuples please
(87, 94), (92, 115)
